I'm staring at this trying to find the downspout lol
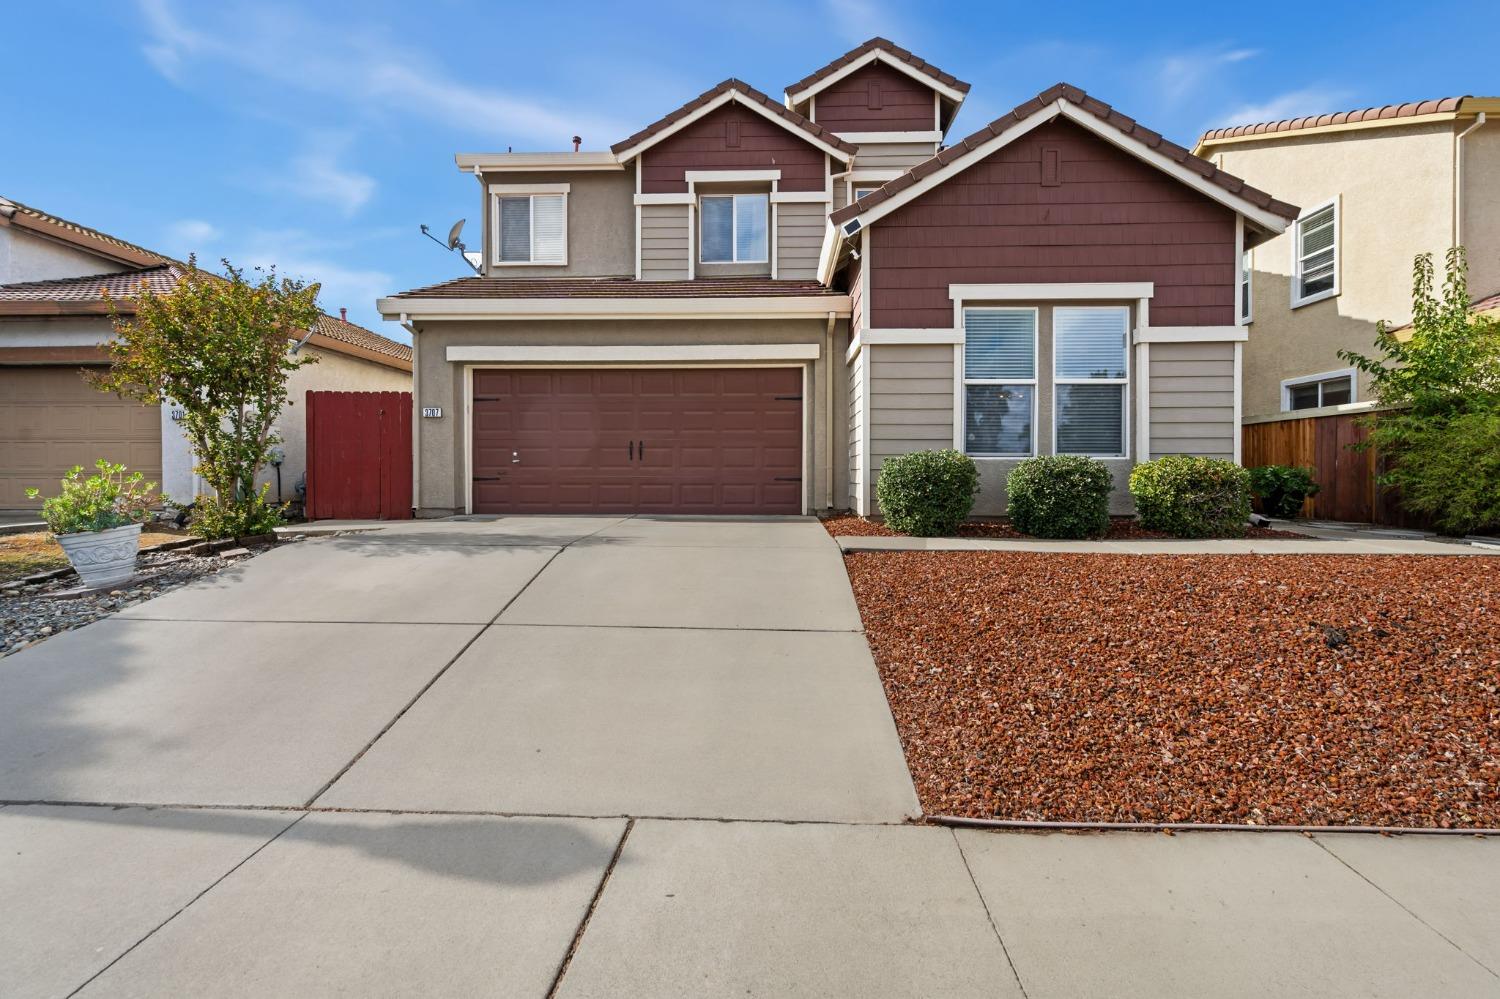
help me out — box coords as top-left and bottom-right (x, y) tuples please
(825, 310), (836, 512)
(402, 315), (420, 517)
(1455, 112), (1487, 248)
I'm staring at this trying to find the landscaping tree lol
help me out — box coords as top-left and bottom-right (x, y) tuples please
(93, 256), (321, 537)
(1339, 248), (1500, 535)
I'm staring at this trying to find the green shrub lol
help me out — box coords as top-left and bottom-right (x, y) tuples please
(26, 460), (157, 536)
(1386, 408), (1500, 535)
(1005, 455), (1113, 539)
(1248, 464), (1321, 519)
(188, 486), (286, 540)
(1129, 456), (1252, 538)
(875, 449), (979, 536)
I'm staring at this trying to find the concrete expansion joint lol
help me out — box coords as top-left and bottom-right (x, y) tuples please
(547, 817), (634, 998)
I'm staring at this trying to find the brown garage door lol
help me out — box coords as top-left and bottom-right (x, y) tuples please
(471, 367), (803, 515)
(0, 366), (162, 510)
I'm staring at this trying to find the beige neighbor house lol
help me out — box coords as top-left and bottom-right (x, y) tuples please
(379, 37), (1299, 519)
(0, 195), (413, 511)
(1194, 96), (1500, 422)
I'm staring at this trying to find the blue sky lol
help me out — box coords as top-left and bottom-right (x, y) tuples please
(4, 0), (1492, 337)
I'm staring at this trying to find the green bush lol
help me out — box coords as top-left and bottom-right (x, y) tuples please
(1248, 464), (1321, 519)
(1005, 455), (1113, 539)
(188, 486), (286, 540)
(1387, 408), (1500, 535)
(875, 449), (979, 536)
(1129, 456), (1252, 538)
(26, 460), (157, 536)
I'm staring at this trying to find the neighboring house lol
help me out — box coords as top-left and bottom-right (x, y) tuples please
(1193, 96), (1500, 421)
(379, 38), (1297, 518)
(0, 196), (412, 511)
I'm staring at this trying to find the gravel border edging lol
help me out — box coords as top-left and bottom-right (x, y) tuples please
(930, 815), (1495, 836)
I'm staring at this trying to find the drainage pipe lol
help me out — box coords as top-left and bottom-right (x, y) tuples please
(930, 814), (1495, 837)
(402, 316), (419, 517)
(825, 310), (836, 511)
(1455, 111), (1487, 248)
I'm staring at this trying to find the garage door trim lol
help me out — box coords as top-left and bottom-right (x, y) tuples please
(462, 363), (811, 516)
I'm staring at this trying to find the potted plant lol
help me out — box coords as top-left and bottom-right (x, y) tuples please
(26, 460), (159, 589)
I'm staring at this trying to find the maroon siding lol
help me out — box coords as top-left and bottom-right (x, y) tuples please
(868, 119), (1237, 329)
(812, 63), (936, 133)
(640, 105), (828, 193)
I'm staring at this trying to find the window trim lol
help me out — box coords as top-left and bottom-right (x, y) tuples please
(490, 191), (569, 267)
(1051, 305), (1130, 459)
(1239, 247), (1253, 324)
(1290, 196), (1339, 308)
(1281, 366), (1357, 412)
(960, 305), (1039, 458)
(698, 193), (769, 264)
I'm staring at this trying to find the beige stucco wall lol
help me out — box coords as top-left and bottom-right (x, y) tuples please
(0, 226), (131, 285)
(253, 347), (411, 505)
(478, 169), (634, 278)
(411, 317), (848, 516)
(1211, 122), (1462, 419)
(1461, 122), (1500, 298)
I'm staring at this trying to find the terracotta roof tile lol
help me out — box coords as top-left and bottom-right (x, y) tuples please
(784, 36), (971, 101)
(610, 79), (856, 157)
(830, 82), (1299, 228)
(0, 196), (175, 268)
(0, 264), (182, 302)
(312, 313), (412, 363)
(1198, 96), (1477, 145)
(390, 276), (844, 300)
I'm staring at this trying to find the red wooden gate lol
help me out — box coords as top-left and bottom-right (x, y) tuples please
(305, 391), (412, 520)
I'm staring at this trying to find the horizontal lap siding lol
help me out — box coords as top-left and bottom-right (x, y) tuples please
(815, 63), (936, 132)
(1149, 341), (1235, 460)
(852, 142), (938, 172)
(640, 204), (689, 280)
(848, 348), (865, 510)
(867, 344), (954, 510)
(776, 201), (826, 280)
(641, 105), (827, 193)
(869, 119), (1236, 329)
(849, 253), (863, 334)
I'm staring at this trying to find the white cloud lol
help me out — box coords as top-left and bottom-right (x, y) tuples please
(1213, 87), (1354, 129)
(134, 1), (627, 147)
(163, 218), (220, 256)
(1156, 47), (1260, 104)
(822, 0), (905, 41)
(254, 135), (377, 217)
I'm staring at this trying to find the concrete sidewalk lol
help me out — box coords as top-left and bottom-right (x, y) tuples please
(2, 516), (1496, 997)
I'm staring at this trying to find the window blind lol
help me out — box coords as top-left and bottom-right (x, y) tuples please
(531, 195), (566, 263)
(498, 197), (531, 262)
(1056, 384), (1124, 455)
(700, 197), (733, 262)
(734, 194), (768, 262)
(1054, 308), (1126, 379)
(1298, 204), (1336, 297)
(963, 309), (1035, 380)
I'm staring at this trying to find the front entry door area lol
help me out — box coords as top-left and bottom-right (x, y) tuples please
(470, 367), (804, 515)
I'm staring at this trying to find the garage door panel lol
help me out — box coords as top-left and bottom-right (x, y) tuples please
(471, 367), (802, 515)
(0, 367), (162, 510)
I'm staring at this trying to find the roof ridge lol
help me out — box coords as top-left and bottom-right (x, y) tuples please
(0, 195), (178, 267)
(829, 81), (1299, 228)
(609, 78), (857, 156)
(784, 36), (971, 100)
(1198, 95), (1482, 145)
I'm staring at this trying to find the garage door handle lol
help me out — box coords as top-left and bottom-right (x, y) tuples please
(628, 441), (634, 460)
(639, 441), (645, 460)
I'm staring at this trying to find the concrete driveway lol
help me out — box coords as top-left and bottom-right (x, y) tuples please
(1, 515), (1496, 997)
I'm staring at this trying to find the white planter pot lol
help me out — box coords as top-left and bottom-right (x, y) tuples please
(55, 523), (143, 589)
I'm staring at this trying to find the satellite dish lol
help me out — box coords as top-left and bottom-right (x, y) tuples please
(419, 219), (482, 274)
(446, 219), (466, 250)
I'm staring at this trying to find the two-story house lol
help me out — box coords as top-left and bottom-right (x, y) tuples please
(1193, 96), (1500, 422)
(379, 38), (1298, 519)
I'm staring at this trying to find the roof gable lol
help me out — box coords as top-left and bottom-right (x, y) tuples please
(829, 83), (1298, 236)
(0, 196), (174, 270)
(611, 80), (855, 163)
(784, 37), (970, 106)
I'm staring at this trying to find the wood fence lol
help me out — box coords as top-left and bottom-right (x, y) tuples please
(1241, 410), (1428, 527)
(305, 391), (413, 521)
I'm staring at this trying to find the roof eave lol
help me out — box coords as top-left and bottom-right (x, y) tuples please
(377, 294), (852, 322)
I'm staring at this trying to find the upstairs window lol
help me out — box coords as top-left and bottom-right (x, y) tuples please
(1292, 199), (1338, 307)
(1284, 369), (1354, 411)
(1053, 307), (1128, 457)
(962, 308), (1037, 457)
(700, 194), (768, 263)
(1239, 248), (1253, 323)
(494, 192), (567, 265)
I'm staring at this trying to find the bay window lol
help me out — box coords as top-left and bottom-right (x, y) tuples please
(962, 308), (1036, 456)
(700, 194), (768, 263)
(493, 192), (567, 265)
(1053, 307), (1128, 457)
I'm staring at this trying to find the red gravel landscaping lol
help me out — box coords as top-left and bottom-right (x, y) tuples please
(845, 552), (1499, 828)
(821, 514), (1305, 541)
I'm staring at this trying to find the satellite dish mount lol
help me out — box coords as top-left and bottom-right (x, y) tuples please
(420, 219), (482, 274)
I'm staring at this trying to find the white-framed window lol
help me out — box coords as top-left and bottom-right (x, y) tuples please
(1291, 198), (1338, 307)
(962, 307), (1037, 457)
(1239, 248), (1253, 324)
(493, 192), (567, 265)
(853, 185), (881, 202)
(1052, 306), (1129, 458)
(1282, 368), (1355, 411)
(700, 193), (768, 263)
